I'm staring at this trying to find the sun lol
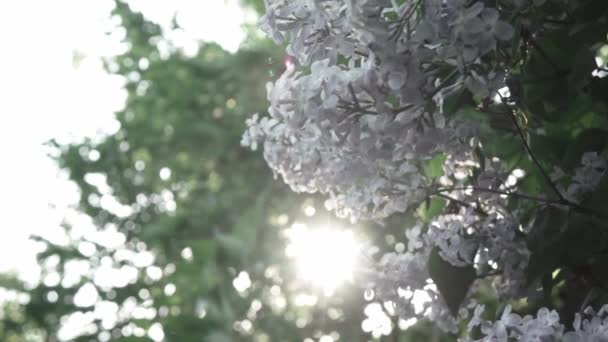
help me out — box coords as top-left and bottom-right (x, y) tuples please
(285, 223), (359, 295)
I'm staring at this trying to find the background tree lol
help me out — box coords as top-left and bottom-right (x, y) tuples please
(1, 1), (447, 341)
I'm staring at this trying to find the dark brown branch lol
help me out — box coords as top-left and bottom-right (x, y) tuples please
(433, 193), (488, 217)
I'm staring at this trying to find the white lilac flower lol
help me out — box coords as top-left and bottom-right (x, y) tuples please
(467, 304), (485, 332)
(461, 305), (608, 341)
(245, 55), (479, 220)
(362, 247), (470, 334)
(260, 0), (357, 65)
(463, 305), (562, 341)
(406, 222), (424, 252)
(247, 0), (518, 221)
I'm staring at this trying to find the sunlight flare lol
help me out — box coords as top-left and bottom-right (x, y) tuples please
(285, 224), (359, 295)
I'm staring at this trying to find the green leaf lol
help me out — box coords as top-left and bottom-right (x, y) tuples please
(427, 247), (476, 317)
(567, 47), (596, 93)
(417, 198), (447, 223)
(590, 254), (608, 289)
(529, 133), (568, 165)
(423, 153), (447, 179)
(442, 89), (474, 116)
(582, 172), (608, 213)
(214, 230), (243, 256)
(526, 207), (605, 285)
(525, 207), (569, 284)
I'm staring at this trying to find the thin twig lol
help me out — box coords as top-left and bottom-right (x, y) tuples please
(434, 186), (608, 224)
(476, 270), (501, 279)
(525, 32), (565, 75)
(427, 69), (459, 99)
(579, 287), (597, 314)
(543, 18), (573, 25)
(348, 82), (361, 110)
(499, 95), (566, 202)
(354, 50), (369, 58)
(433, 193), (488, 217)
(433, 186), (566, 206)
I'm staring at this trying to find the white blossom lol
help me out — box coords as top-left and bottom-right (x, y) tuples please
(463, 304), (608, 341)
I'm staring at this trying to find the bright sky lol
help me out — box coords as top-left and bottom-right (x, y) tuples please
(0, 0), (253, 284)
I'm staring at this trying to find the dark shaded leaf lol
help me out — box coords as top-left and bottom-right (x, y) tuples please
(428, 247), (476, 317)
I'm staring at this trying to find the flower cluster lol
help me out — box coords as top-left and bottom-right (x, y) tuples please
(244, 0), (518, 220)
(465, 304), (608, 341)
(360, 247), (474, 333)
(242, 58), (468, 220)
(363, 191), (530, 332)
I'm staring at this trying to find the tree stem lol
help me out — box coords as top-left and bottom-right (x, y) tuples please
(499, 96), (567, 203)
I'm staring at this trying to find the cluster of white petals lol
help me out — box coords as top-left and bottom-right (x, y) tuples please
(242, 58), (469, 220)
(361, 237), (477, 333)
(465, 304), (608, 341)
(361, 189), (530, 332)
(244, 0), (518, 220)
